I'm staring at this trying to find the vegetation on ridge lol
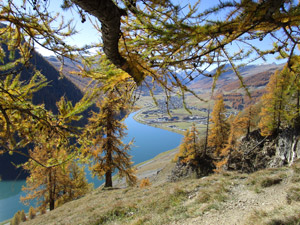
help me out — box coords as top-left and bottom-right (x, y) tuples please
(19, 159), (300, 225)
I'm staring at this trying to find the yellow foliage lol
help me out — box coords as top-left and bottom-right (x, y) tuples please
(208, 95), (230, 157)
(28, 206), (36, 219)
(82, 91), (136, 187)
(21, 130), (91, 211)
(258, 65), (297, 136)
(174, 124), (199, 164)
(140, 178), (151, 188)
(214, 158), (228, 173)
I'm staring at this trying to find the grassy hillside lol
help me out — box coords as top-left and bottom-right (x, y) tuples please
(19, 152), (300, 225)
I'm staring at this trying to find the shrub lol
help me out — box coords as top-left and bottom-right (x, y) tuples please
(10, 211), (21, 225)
(140, 178), (151, 188)
(29, 206), (36, 219)
(20, 210), (26, 221)
(40, 207), (46, 215)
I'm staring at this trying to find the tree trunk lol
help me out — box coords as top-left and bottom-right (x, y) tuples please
(49, 198), (55, 211)
(105, 151), (113, 187)
(246, 106), (251, 140)
(48, 170), (55, 211)
(105, 169), (113, 187)
(71, 0), (143, 84)
(297, 90), (300, 117)
(203, 106), (210, 156)
(105, 104), (114, 188)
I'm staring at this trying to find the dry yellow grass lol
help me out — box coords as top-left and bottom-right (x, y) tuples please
(20, 158), (300, 225)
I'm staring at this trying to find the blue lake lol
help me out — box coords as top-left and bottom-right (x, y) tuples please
(0, 111), (182, 221)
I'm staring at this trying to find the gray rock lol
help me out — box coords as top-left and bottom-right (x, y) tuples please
(228, 127), (300, 172)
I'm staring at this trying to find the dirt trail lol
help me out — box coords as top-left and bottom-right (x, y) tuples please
(177, 183), (287, 225)
(121, 149), (299, 225)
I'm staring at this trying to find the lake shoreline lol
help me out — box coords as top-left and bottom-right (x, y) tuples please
(0, 110), (182, 223)
(132, 109), (185, 135)
(111, 110), (182, 188)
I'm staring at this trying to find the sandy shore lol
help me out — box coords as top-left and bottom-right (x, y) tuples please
(113, 147), (179, 188)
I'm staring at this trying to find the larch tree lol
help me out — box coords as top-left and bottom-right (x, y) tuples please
(258, 67), (291, 136)
(215, 114), (241, 171)
(258, 72), (279, 136)
(208, 95), (230, 157)
(21, 131), (91, 211)
(83, 92), (136, 188)
(220, 108), (256, 158)
(68, 0), (300, 92)
(282, 58), (300, 125)
(0, 24), (93, 161)
(174, 123), (200, 164)
(20, 97), (91, 211)
(215, 103), (259, 171)
(241, 105), (258, 140)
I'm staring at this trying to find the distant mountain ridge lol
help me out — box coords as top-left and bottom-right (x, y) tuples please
(189, 63), (284, 91)
(45, 56), (92, 91)
(44, 57), (285, 111)
(187, 63), (285, 110)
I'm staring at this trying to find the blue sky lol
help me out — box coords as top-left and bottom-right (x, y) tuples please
(36, 0), (225, 55)
(34, 0), (287, 65)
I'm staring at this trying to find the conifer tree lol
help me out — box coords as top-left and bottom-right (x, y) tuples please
(21, 130), (90, 211)
(241, 106), (257, 140)
(258, 68), (291, 136)
(28, 206), (36, 219)
(174, 123), (200, 164)
(83, 91), (136, 187)
(55, 162), (93, 207)
(208, 95), (230, 157)
(21, 98), (91, 211)
(0, 24), (93, 161)
(282, 58), (300, 125)
(10, 211), (21, 225)
(19, 210), (26, 222)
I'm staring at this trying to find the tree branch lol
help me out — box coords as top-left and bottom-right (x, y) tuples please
(71, 0), (144, 84)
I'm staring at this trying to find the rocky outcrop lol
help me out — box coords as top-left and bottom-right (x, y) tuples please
(227, 127), (300, 173)
(267, 127), (300, 169)
(169, 126), (300, 181)
(169, 154), (215, 182)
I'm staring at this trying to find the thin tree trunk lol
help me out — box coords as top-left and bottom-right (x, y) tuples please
(105, 104), (113, 188)
(297, 90), (300, 117)
(105, 150), (113, 187)
(48, 170), (55, 211)
(204, 106), (210, 156)
(246, 106), (251, 140)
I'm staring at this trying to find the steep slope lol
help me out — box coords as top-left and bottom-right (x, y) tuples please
(20, 151), (300, 225)
(45, 56), (93, 91)
(0, 50), (85, 180)
(204, 64), (284, 110)
(190, 63), (284, 91)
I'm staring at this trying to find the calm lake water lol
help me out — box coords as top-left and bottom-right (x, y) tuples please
(0, 112), (182, 221)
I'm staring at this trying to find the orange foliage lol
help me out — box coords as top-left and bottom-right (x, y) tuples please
(140, 178), (151, 188)
(208, 95), (230, 157)
(174, 124), (199, 164)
